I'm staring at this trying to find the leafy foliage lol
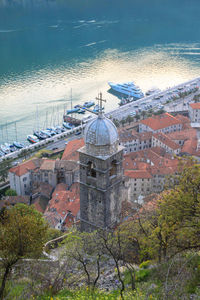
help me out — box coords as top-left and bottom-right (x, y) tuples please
(0, 204), (48, 299)
(5, 189), (17, 196)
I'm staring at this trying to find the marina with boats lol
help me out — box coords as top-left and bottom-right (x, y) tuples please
(0, 76), (200, 160)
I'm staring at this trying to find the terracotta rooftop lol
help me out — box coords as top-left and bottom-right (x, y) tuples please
(9, 159), (41, 177)
(40, 159), (56, 171)
(44, 182), (80, 228)
(140, 113), (181, 131)
(181, 137), (200, 156)
(32, 182), (54, 199)
(55, 160), (78, 171)
(153, 132), (180, 150)
(175, 114), (190, 124)
(137, 131), (153, 141)
(151, 165), (178, 175)
(167, 128), (197, 141)
(125, 170), (152, 179)
(124, 147), (179, 176)
(189, 102), (200, 109)
(118, 129), (138, 143)
(119, 128), (153, 144)
(62, 138), (84, 161)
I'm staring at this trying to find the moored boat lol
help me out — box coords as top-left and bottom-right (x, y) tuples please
(0, 144), (10, 154)
(83, 101), (95, 108)
(67, 107), (80, 114)
(27, 135), (39, 144)
(108, 81), (144, 98)
(78, 108), (86, 114)
(34, 131), (47, 140)
(63, 122), (73, 129)
(40, 130), (51, 138)
(13, 141), (24, 149)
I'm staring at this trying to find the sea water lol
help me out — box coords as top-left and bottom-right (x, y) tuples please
(0, 0), (200, 144)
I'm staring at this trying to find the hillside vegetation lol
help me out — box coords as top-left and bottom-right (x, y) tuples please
(0, 157), (200, 299)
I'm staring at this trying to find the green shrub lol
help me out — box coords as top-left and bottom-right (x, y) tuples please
(139, 260), (151, 269)
(135, 269), (151, 282)
(5, 188), (17, 196)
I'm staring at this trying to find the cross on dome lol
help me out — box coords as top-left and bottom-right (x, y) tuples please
(96, 92), (106, 117)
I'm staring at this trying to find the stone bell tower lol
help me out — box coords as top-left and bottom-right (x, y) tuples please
(78, 93), (124, 231)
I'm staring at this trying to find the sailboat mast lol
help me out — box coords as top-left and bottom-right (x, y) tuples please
(15, 122), (18, 142)
(70, 88), (72, 110)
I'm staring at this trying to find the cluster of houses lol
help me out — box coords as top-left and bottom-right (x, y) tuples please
(3, 102), (200, 230)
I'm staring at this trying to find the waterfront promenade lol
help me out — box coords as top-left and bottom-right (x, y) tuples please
(1, 76), (200, 163)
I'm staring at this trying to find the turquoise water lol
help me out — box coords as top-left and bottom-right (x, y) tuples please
(0, 0), (200, 143)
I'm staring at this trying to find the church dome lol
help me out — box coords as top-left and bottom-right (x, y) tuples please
(84, 115), (119, 156)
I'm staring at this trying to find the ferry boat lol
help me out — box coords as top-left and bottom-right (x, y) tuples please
(27, 135), (39, 144)
(108, 81), (144, 98)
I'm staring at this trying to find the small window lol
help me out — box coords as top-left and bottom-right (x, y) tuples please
(110, 160), (117, 177)
(87, 161), (96, 178)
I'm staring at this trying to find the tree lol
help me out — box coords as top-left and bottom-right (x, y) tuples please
(5, 188), (17, 196)
(136, 158), (200, 262)
(0, 159), (11, 183)
(135, 114), (140, 121)
(126, 115), (134, 124)
(0, 203), (48, 299)
(63, 230), (103, 290)
(98, 227), (140, 298)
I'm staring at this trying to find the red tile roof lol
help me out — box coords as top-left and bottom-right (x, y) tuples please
(44, 182), (80, 228)
(189, 102), (200, 109)
(9, 159), (40, 177)
(125, 170), (152, 179)
(124, 147), (179, 177)
(153, 132), (180, 150)
(167, 128), (197, 141)
(62, 138), (84, 161)
(140, 113), (181, 131)
(40, 159), (55, 171)
(181, 138), (200, 156)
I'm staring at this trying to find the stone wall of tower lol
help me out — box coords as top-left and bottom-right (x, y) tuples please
(79, 148), (124, 232)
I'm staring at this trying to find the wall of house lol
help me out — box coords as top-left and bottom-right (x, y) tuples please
(189, 107), (200, 122)
(151, 136), (180, 154)
(121, 138), (151, 154)
(128, 177), (152, 202)
(139, 123), (182, 134)
(9, 172), (31, 196)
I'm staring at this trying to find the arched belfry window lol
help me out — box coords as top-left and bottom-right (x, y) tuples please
(110, 160), (117, 177)
(87, 161), (96, 178)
